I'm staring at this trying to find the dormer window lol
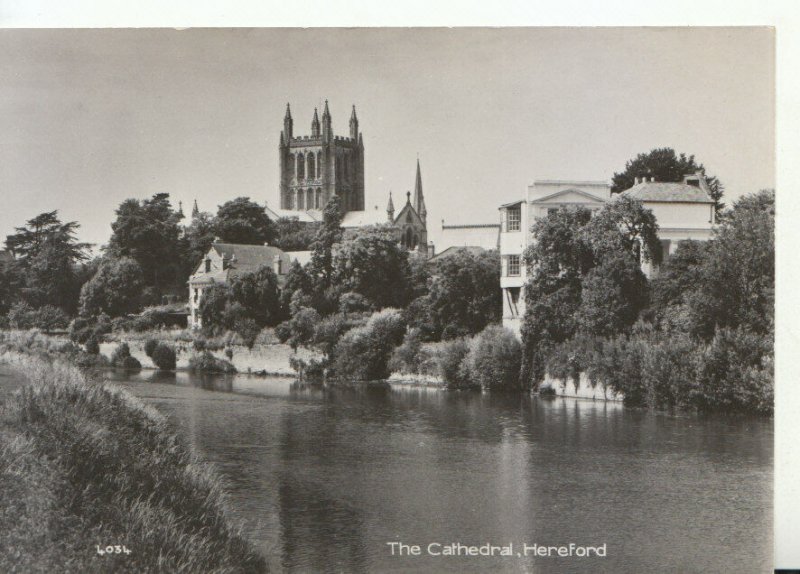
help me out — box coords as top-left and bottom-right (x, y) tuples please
(204, 258), (211, 273)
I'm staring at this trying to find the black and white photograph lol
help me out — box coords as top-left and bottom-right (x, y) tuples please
(0, 8), (791, 573)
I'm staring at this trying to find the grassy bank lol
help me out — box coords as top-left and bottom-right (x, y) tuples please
(0, 351), (267, 573)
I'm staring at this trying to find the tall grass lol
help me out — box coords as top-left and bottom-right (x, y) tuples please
(0, 352), (267, 573)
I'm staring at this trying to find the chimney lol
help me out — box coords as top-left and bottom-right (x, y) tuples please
(273, 254), (283, 275)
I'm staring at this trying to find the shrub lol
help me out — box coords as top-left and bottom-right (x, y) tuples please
(389, 328), (428, 375)
(193, 338), (207, 352)
(150, 343), (176, 371)
(332, 309), (406, 381)
(8, 303), (70, 333)
(85, 337), (100, 355)
(463, 325), (522, 391)
(187, 352), (237, 374)
(143, 338), (159, 358)
(110, 342), (142, 370)
(224, 348), (234, 360)
(68, 314), (111, 344)
(437, 338), (473, 389)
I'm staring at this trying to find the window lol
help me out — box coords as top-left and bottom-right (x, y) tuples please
(204, 259), (211, 273)
(505, 287), (521, 316)
(297, 190), (305, 209)
(193, 288), (198, 302)
(297, 154), (305, 180)
(307, 153), (315, 180)
(507, 255), (521, 276)
(315, 188), (322, 208)
(507, 206), (521, 231)
(316, 151), (322, 178)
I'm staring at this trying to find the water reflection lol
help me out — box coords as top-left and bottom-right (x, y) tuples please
(108, 370), (773, 573)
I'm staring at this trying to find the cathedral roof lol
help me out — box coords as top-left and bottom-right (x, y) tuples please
(341, 207), (390, 228)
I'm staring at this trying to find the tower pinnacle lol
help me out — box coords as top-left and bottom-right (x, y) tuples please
(283, 102), (293, 140)
(387, 191), (395, 222)
(311, 108), (320, 137)
(412, 159), (426, 226)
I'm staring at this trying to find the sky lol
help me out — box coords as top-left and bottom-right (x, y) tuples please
(0, 27), (774, 251)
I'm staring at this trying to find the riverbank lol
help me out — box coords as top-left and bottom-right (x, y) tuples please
(0, 351), (267, 573)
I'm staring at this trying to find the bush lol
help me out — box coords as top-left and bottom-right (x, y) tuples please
(143, 338), (159, 358)
(437, 338), (473, 389)
(150, 343), (176, 371)
(463, 325), (522, 391)
(110, 342), (142, 370)
(193, 338), (207, 352)
(68, 314), (111, 345)
(85, 337), (100, 355)
(187, 352), (237, 374)
(7, 303), (69, 333)
(389, 328), (429, 375)
(332, 309), (406, 381)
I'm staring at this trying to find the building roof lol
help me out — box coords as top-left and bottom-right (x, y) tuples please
(341, 207), (390, 228)
(286, 250), (313, 267)
(264, 205), (322, 223)
(189, 242), (286, 285)
(428, 245), (487, 262)
(622, 181), (714, 203)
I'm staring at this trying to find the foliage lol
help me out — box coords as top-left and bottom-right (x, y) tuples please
(3, 211), (91, 314)
(68, 314), (112, 345)
(182, 211), (217, 273)
(308, 196), (343, 292)
(213, 196), (276, 246)
(106, 193), (185, 294)
(187, 351), (237, 374)
(389, 328), (428, 375)
(150, 343), (176, 371)
(331, 225), (412, 309)
(610, 147), (725, 212)
(79, 256), (145, 317)
(437, 338), (473, 390)
(84, 337), (100, 355)
(143, 338), (159, 358)
(110, 342), (142, 370)
(275, 307), (321, 351)
(332, 309), (406, 381)
(273, 217), (320, 251)
(0, 353), (266, 573)
(463, 325), (522, 391)
(228, 265), (284, 327)
(7, 302), (69, 333)
(407, 249), (501, 341)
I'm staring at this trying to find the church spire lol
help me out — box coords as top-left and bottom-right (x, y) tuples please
(311, 108), (320, 137)
(192, 199), (199, 218)
(283, 102), (293, 140)
(349, 105), (359, 139)
(412, 158), (426, 225)
(386, 191), (395, 222)
(321, 99), (332, 142)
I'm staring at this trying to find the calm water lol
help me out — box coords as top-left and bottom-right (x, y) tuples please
(106, 370), (773, 574)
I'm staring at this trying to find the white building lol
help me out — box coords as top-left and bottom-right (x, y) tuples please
(188, 242), (308, 329)
(498, 174), (716, 336)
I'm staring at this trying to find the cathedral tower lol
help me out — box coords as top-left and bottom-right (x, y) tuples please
(279, 101), (365, 213)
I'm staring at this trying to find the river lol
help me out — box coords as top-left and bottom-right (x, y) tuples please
(105, 370), (772, 573)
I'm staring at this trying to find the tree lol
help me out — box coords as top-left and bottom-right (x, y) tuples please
(688, 189), (774, 339)
(308, 196), (343, 291)
(582, 194), (662, 266)
(214, 197), (276, 246)
(408, 248), (501, 340)
(4, 211), (91, 314)
(273, 217), (320, 251)
(183, 211), (217, 272)
(79, 257), (145, 317)
(610, 147), (725, 212)
(331, 225), (411, 310)
(650, 240), (709, 312)
(228, 265), (285, 327)
(107, 193), (184, 293)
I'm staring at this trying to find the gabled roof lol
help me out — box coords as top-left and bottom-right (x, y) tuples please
(341, 208), (390, 228)
(189, 242), (286, 285)
(531, 188), (609, 204)
(394, 200), (425, 229)
(622, 182), (714, 203)
(499, 199), (524, 209)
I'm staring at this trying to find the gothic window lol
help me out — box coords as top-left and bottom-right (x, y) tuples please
(507, 206), (521, 231)
(297, 154), (305, 180)
(316, 151), (322, 178)
(413, 234), (419, 248)
(315, 188), (322, 208)
(297, 190), (304, 210)
(406, 212), (412, 223)
(288, 190), (295, 210)
(405, 228), (413, 248)
(307, 153), (315, 180)
(507, 255), (521, 277)
(306, 189), (313, 210)
(288, 154), (295, 176)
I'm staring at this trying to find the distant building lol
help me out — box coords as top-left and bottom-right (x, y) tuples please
(188, 242), (306, 329)
(428, 245), (488, 263)
(499, 180), (611, 335)
(278, 101), (365, 215)
(498, 174), (716, 336)
(436, 220), (500, 256)
(621, 172), (717, 276)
